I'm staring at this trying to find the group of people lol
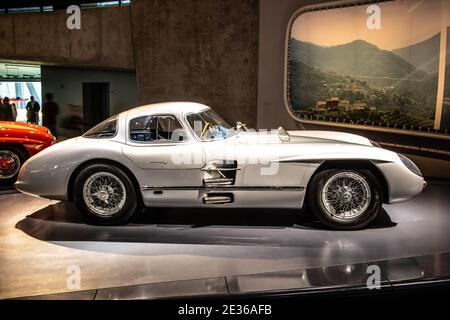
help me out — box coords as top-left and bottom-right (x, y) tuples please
(0, 93), (59, 137)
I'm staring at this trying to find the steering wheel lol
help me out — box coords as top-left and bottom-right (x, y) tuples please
(201, 122), (212, 140)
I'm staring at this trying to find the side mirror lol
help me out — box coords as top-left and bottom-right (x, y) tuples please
(278, 127), (290, 142)
(236, 121), (248, 131)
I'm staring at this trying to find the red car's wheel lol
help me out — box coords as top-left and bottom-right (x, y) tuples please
(0, 146), (27, 185)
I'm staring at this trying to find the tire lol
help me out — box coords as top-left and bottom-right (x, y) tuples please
(73, 164), (138, 225)
(307, 169), (382, 230)
(0, 146), (28, 185)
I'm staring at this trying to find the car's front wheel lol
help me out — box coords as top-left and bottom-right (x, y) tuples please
(307, 169), (382, 230)
(74, 164), (138, 225)
(0, 146), (27, 185)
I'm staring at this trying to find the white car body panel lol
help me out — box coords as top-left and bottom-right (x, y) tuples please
(16, 102), (425, 208)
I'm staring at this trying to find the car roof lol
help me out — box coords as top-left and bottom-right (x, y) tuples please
(123, 102), (210, 119)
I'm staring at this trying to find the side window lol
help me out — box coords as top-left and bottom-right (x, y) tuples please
(130, 115), (188, 143)
(83, 115), (118, 139)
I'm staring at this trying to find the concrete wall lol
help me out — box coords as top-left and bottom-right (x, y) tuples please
(41, 66), (138, 135)
(257, 0), (329, 129)
(0, 7), (134, 70)
(130, 0), (259, 128)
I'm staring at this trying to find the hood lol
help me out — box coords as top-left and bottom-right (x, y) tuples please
(0, 121), (49, 133)
(287, 130), (372, 146)
(235, 129), (372, 146)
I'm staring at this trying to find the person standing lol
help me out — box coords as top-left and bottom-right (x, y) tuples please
(26, 96), (40, 124)
(11, 102), (17, 121)
(0, 97), (15, 121)
(42, 93), (60, 138)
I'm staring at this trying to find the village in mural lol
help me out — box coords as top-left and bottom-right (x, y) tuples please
(288, 1), (449, 131)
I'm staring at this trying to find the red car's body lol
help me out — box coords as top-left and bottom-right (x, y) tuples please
(0, 121), (54, 156)
(0, 121), (55, 183)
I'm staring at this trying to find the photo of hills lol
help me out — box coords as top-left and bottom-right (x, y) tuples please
(289, 36), (439, 129)
(288, 0), (448, 131)
(291, 38), (429, 82)
(392, 33), (440, 75)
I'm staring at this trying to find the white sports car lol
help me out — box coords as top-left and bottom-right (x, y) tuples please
(15, 102), (425, 229)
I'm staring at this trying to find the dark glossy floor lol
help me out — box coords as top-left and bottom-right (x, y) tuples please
(1, 180), (450, 299)
(18, 251), (450, 300)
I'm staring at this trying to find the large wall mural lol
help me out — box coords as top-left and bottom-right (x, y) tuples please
(288, 0), (450, 132)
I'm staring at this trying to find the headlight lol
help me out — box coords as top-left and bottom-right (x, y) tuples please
(398, 154), (422, 177)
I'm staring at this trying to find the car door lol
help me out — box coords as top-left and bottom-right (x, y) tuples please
(197, 132), (308, 208)
(122, 114), (205, 187)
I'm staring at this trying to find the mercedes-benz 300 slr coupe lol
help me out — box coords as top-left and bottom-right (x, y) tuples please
(15, 102), (425, 229)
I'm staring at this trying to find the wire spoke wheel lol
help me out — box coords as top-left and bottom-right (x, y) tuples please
(83, 172), (127, 217)
(0, 150), (21, 180)
(321, 171), (371, 221)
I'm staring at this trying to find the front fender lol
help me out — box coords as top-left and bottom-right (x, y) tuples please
(375, 160), (425, 203)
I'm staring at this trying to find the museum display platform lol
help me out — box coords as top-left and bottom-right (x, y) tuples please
(1, 180), (450, 300)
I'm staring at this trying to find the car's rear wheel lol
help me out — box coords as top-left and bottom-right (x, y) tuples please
(74, 164), (138, 225)
(0, 146), (27, 185)
(307, 169), (382, 230)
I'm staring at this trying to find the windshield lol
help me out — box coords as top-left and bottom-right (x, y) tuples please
(83, 115), (118, 139)
(186, 109), (234, 141)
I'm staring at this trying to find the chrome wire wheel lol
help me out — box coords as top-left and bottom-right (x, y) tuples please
(0, 150), (21, 180)
(82, 172), (126, 217)
(321, 171), (371, 220)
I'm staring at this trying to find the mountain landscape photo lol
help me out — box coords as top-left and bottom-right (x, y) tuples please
(393, 33), (440, 75)
(288, 35), (440, 129)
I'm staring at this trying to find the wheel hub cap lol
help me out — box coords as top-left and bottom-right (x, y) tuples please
(340, 190), (353, 203)
(0, 151), (20, 179)
(97, 189), (109, 202)
(0, 157), (14, 172)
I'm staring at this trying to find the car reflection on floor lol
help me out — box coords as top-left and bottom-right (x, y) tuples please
(15, 200), (396, 250)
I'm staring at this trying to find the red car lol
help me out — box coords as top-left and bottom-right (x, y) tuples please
(0, 121), (55, 184)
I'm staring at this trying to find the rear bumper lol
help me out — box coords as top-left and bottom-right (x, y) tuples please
(15, 180), (67, 200)
(14, 181), (39, 198)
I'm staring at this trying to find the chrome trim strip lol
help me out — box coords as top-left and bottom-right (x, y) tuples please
(370, 160), (392, 164)
(141, 186), (305, 191)
(278, 159), (393, 164)
(277, 159), (324, 164)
